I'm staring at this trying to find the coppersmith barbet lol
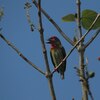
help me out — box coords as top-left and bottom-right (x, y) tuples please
(47, 36), (66, 79)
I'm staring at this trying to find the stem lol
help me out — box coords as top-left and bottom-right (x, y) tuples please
(76, 0), (88, 100)
(79, 50), (88, 100)
(37, 0), (56, 100)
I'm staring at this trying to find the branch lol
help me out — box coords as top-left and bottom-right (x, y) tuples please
(37, 0), (50, 74)
(0, 34), (45, 75)
(84, 28), (100, 48)
(37, 0), (56, 100)
(51, 13), (100, 74)
(76, 0), (82, 37)
(88, 86), (94, 100)
(76, 0), (88, 100)
(32, 0), (74, 46)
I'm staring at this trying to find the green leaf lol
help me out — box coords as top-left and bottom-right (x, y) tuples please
(88, 71), (95, 78)
(82, 9), (100, 30)
(62, 14), (75, 22)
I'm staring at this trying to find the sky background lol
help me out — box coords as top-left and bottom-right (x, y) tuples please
(0, 0), (100, 100)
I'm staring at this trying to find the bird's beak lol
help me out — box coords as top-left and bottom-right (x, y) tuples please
(46, 39), (51, 44)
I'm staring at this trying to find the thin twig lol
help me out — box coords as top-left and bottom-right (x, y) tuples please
(84, 28), (100, 48)
(0, 34), (45, 75)
(32, 0), (74, 46)
(88, 83), (94, 100)
(24, 2), (35, 31)
(76, 0), (82, 37)
(37, 0), (56, 100)
(51, 13), (100, 74)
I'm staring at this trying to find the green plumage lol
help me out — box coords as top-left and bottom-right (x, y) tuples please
(47, 36), (66, 79)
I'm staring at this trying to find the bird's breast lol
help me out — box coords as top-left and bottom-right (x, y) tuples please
(51, 48), (63, 66)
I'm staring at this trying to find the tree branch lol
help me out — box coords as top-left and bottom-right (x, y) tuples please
(51, 13), (100, 75)
(84, 28), (100, 48)
(32, 0), (74, 46)
(37, 0), (56, 100)
(0, 34), (45, 75)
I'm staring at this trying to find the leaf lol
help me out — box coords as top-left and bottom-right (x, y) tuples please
(82, 9), (100, 30)
(88, 71), (95, 78)
(62, 14), (75, 22)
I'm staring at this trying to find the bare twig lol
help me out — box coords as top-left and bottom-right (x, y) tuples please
(24, 2), (35, 31)
(0, 34), (45, 75)
(37, 0), (56, 100)
(84, 28), (100, 48)
(88, 83), (94, 100)
(32, 0), (74, 46)
(51, 13), (100, 75)
(76, 0), (82, 37)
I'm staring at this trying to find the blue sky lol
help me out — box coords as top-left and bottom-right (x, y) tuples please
(0, 0), (100, 100)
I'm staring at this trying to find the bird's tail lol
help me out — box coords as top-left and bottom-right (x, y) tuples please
(60, 73), (64, 80)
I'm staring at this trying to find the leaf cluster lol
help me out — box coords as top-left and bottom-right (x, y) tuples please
(62, 9), (100, 30)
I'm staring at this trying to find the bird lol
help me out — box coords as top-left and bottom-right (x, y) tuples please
(47, 36), (66, 79)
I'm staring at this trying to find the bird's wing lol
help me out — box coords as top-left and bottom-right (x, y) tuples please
(50, 50), (56, 67)
(61, 46), (66, 68)
(62, 46), (66, 59)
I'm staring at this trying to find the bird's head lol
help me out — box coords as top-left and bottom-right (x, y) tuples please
(46, 36), (61, 48)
